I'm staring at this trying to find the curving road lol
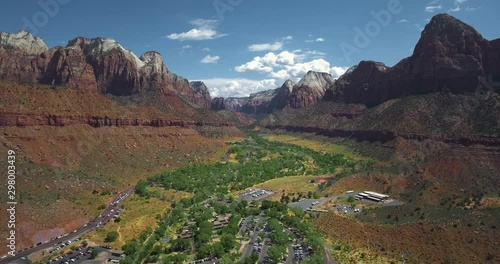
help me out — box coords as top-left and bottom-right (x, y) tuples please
(0, 187), (135, 264)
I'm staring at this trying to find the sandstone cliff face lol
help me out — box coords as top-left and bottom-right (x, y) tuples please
(211, 97), (225, 110)
(270, 79), (294, 110)
(41, 46), (98, 92)
(240, 88), (280, 114)
(224, 97), (249, 112)
(289, 71), (335, 108)
(188, 81), (212, 108)
(0, 31), (212, 107)
(330, 14), (500, 106)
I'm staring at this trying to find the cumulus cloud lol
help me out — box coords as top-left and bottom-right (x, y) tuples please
(283, 59), (332, 77)
(330, 66), (349, 78)
(269, 69), (291, 80)
(234, 51), (298, 73)
(235, 49), (346, 79)
(166, 19), (227, 41)
(200, 55), (220, 64)
(231, 49), (348, 97)
(200, 78), (277, 97)
(248, 42), (283, 52)
(234, 56), (274, 73)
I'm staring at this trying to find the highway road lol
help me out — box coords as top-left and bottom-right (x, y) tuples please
(0, 187), (135, 264)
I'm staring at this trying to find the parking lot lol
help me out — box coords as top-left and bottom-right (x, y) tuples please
(289, 198), (324, 210)
(334, 204), (362, 215)
(239, 188), (276, 201)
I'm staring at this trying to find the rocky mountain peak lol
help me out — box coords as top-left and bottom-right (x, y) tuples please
(413, 13), (484, 57)
(282, 79), (295, 93)
(297, 71), (335, 89)
(328, 13), (499, 107)
(140, 51), (168, 73)
(0, 30), (48, 55)
(66, 37), (91, 50)
(189, 81), (209, 93)
(77, 37), (145, 68)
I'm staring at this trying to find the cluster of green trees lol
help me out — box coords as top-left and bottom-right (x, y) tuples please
(148, 133), (353, 203)
(126, 132), (360, 263)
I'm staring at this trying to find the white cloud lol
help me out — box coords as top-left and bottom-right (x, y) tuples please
(465, 6), (480, 11)
(448, 5), (460, 12)
(166, 19), (227, 41)
(415, 23), (424, 31)
(182, 45), (192, 49)
(425, 5), (443, 12)
(234, 51), (298, 73)
(248, 42), (283, 52)
(276, 51), (296, 65)
(455, 0), (467, 3)
(269, 70), (291, 80)
(306, 37), (326, 43)
(200, 55), (220, 64)
(200, 78), (277, 97)
(330, 66), (349, 79)
(284, 59), (332, 77)
(201, 47), (210, 52)
(234, 56), (274, 73)
(397, 19), (409, 23)
(305, 50), (327, 59)
(282, 36), (293, 40)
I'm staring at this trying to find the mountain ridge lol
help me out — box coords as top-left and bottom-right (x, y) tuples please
(0, 30), (212, 108)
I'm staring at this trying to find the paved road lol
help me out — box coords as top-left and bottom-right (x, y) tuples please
(285, 245), (294, 264)
(241, 215), (265, 259)
(323, 247), (337, 264)
(0, 187), (135, 264)
(258, 239), (270, 263)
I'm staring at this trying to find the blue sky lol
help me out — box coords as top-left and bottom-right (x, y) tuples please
(1, 0), (498, 97)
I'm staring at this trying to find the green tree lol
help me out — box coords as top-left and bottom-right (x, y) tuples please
(220, 234), (235, 252)
(197, 244), (212, 259)
(267, 246), (286, 264)
(212, 243), (225, 258)
(105, 231), (118, 242)
(136, 180), (150, 197)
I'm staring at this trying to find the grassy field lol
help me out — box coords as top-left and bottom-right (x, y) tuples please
(84, 188), (192, 249)
(264, 134), (368, 160)
(242, 175), (319, 201)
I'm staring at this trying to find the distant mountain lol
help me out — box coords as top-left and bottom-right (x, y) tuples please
(289, 71), (335, 108)
(211, 79), (296, 114)
(0, 31), (211, 108)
